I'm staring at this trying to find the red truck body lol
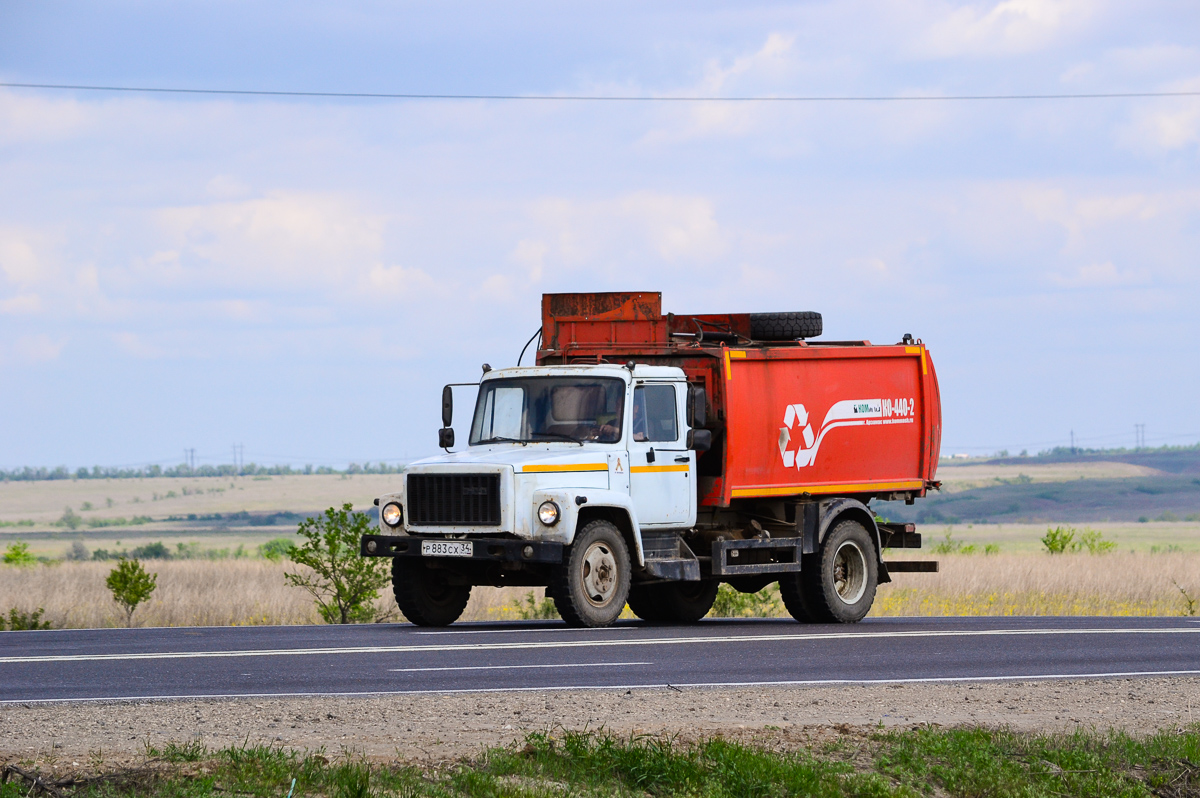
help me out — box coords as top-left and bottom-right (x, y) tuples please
(537, 291), (942, 508)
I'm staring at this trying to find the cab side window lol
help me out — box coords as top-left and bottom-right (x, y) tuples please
(633, 385), (678, 443)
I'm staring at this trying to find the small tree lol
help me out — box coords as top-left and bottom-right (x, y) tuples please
(285, 504), (390, 624)
(106, 558), (157, 626)
(3, 542), (37, 567)
(1041, 525), (1075, 554)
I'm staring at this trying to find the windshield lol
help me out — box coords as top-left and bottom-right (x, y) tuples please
(470, 377), (626, 445)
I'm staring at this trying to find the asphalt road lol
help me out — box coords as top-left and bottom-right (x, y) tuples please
(3, 616), (1199, 703)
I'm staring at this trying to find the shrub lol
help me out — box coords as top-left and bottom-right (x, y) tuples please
(3, 541), (37, 567)
(516, 591), (559, 620)
(1077, 528), (1116, 555)
(1175, 581), (1198, 617)
(932, 529), (976, 555)
(709, 584), (781, 617)
(1041, 526), (1075, 554)
(258, 537), (295, 561)
(58, 506), (82, 530)
(106, 559), (158, 626)
(285, 503), (390, 624)
(1, 607), (52, 631)
(66, 540), (90, 561)
(130, 541), (171, 559)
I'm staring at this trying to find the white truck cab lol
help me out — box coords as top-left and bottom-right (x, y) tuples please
(362, 363), (711, 627)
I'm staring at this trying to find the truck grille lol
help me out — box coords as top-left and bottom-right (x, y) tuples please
(407, 474), (501, 526)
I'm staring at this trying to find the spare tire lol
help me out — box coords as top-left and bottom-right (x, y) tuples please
(749, 311), (822, 340)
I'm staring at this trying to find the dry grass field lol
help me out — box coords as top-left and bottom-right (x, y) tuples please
(873, 551), (1200, 617)
(0, 474), (399, 529)
(935, 460), (1164, 493)
(1, 552), (1197, 628)
(0, 560), (549, 628)
(914, 521), (1200, 553)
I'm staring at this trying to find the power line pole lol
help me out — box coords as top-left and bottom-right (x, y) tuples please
(1070, 429), (1075, 453)
(1135, 424), (1145, 449)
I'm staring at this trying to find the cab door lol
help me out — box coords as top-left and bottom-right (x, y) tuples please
(628, 382), (696, 527)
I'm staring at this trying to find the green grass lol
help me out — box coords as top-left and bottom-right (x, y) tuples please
(6, 726), (1200, 798)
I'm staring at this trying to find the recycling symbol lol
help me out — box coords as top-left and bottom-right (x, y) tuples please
(778, 403), (816, 469)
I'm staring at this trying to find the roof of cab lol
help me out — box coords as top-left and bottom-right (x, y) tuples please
(483, 363), (685, 381)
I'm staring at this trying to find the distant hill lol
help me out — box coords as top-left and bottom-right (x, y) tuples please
(986, 446), (1200, 475)
(876, 475), (1200, 524)
(880, 447), (1200, 524)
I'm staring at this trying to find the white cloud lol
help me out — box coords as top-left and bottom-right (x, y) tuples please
(1120, 82), (1200, 154)
(4, 334), (66, 364)
(516, 192), (729, 280)
(0, 294), (42, 314)
(697, 32), (797, 94)
(0, 228), (47, 286)
(0, 91), (89, 145)
(1049, 261), (1147, 287)
(111, 331), (167, 359)
(366, 263), (439, 298)
(917, 0), (1097, 58)
(510, 239), (550, 282)
(642, 32), (800, 143)
(153, 191), (387, 292)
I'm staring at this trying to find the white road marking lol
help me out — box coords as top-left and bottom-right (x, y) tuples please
(387, 661), (650, 672)
(5, 669), (1200, 705)
(415, 626), (634, 636)
(2, 626), (1197, 665)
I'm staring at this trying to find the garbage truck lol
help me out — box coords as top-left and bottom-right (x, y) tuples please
(361, 291), (942, 627)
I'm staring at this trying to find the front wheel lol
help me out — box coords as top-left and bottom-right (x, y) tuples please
(392, 558), (472, 627)
(628, 581), (720, 623)
(551, 520), (631, 628)
(780, 519), (877, 623)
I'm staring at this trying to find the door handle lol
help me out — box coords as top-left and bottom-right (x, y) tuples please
(674, 456), (689, 463)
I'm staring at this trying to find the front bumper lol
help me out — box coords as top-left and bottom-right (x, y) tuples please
(360, 534), (564, 565)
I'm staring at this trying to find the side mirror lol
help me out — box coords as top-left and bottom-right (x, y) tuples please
(441, 385), (453, 428)
(438, 427), (455, 449)
(687, 384), (707, 428)
(687, 429), (712, 452)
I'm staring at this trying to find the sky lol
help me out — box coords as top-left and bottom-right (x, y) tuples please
(1, 0), (1199, 470)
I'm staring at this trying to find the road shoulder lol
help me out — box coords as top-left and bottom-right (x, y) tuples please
(3, 677), (1198, 766)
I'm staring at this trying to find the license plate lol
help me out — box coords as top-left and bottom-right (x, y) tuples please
(421, 540), (473, 558)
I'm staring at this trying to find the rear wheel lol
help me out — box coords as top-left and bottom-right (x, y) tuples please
(392, 558), (471, 627)
(551, 520), (631, 628)
(628, 581), (719, 623)
(781, 519), (877, 623)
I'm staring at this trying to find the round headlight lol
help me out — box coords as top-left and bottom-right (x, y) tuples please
(537, 500), (561, 526)
(382, 502), (403, 527)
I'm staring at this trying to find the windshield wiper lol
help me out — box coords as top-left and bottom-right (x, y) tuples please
(530, 432), (586, 446)
(477, 436), (529, 446)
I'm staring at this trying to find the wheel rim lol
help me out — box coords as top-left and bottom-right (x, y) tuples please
(581, 541), (618, 607)
(422, 570), (458, 605)
(832, 540), (867, 605)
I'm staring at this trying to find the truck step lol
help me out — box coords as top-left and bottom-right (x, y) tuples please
(643, 557), (701, 581)
(883, 560), (939, 573)
(711, 538), (803, 576)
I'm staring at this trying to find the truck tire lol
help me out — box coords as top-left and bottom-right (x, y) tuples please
(551, 519), (631, 628)
(392, 558), (471, 627)
(628, 580), (720, 623)
(783, 519), (877, 623)
(749, 311), (822, 340)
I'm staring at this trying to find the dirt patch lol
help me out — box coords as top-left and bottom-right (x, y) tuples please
(3, 678), (1198, 767)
